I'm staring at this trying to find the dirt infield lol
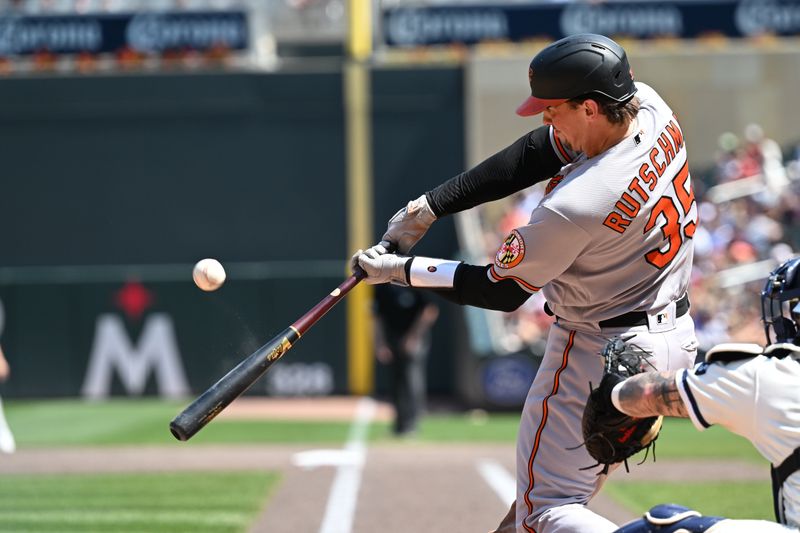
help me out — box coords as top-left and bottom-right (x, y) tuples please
(0, 397), (767, 533)
(218, 396), (395, 422)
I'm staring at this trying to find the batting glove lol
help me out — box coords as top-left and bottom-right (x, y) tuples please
(355, 248), (410, 286)
(351, 241), (390, 274)
(382, 194), (437, 254)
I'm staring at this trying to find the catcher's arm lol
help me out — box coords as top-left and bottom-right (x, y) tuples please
(614, 371), (689, 419)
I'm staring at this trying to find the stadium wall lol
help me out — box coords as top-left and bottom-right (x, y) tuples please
(0, 67), (464, 399)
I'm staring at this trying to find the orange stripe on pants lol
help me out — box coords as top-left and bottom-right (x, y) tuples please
(522, 329), (575, 533)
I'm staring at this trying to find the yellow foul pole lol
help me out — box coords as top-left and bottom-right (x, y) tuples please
(345, 0), (374, 395)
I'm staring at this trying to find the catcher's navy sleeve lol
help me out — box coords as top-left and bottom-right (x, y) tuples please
(425, 125), (568, 217)
(430, 264), (531, 312)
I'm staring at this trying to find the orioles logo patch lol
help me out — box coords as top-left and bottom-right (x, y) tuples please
(545, 174), (564, 195)
(495, 230), (525, 269)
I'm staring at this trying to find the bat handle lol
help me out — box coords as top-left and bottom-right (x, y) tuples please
(348, 240), (396, 284)
(290, 271), (365, 336)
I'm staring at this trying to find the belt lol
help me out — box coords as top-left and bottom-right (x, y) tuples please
(544, 294), (690, 328)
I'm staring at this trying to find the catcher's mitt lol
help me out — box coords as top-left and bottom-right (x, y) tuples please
(580, 336), (662, 475)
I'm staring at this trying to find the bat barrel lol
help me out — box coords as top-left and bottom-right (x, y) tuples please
(169, 326), (300, 441)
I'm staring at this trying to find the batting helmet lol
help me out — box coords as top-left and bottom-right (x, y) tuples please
(516, 33), (637, 117)
(761, 256), (800, 344)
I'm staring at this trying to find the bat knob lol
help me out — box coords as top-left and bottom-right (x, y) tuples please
(353, 265), (368, 281)
(169, 418), (190, 441)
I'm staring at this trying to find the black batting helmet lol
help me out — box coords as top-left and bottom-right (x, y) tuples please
(761, 256), (800, 344)
(517, 33), (637, 117)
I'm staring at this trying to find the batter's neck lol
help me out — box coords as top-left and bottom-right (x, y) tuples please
(586, 117), (638, 157)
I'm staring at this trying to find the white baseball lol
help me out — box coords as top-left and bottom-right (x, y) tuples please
(193, 258), (226, 291)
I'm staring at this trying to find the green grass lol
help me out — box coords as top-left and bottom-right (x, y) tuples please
(414, 411), (520, 442)
(0, 471), (278, 532)
(605, 480), (775, 521)
(3, 401), (770, 457)
(647, 418), (766, 463)
(605, 419), (771, 520)
(5, 399), (355, 446)
(4, 400), (521, 446)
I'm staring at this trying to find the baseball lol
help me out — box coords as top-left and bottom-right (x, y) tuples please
(193, 258), (226, 291)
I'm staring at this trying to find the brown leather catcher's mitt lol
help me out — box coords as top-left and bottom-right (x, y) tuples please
(580, 336), (662, 474)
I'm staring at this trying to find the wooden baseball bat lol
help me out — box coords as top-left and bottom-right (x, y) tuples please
(170, 270), (366, 441)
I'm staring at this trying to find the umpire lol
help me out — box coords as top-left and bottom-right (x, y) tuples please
(374, 284), (439, 437)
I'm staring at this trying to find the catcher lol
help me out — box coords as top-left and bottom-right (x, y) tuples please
(583, 256), (800, 532)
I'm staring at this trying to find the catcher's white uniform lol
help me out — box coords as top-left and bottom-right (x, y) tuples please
(676, 343), (800, 529)
(491, 82), (699, 533)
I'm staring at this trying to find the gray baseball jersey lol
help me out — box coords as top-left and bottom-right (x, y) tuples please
(488, 82), (700, 533)
(490, 82), (695, 329)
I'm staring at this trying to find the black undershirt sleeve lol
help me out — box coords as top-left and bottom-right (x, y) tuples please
(427, 263), (532, 313)
(425, 125), (565, 217)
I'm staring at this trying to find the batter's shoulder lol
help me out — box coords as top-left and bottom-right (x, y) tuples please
(635, 82), (673, 118)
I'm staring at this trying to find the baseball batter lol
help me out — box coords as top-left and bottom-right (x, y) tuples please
(607, 256), (800, 532)
(353, 34), (698, 532)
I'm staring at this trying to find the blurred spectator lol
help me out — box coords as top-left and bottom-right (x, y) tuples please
(744, 122), (790, 194)
(714, 131), (743, 183)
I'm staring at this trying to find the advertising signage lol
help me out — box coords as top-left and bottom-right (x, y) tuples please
(382, 0), (800, 47)
(0, 10), (249, 56)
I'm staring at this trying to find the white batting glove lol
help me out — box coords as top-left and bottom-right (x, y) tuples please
(382, 194), (437, 254)
(355, 248), (410, 286)
(350, 240), (391, 276)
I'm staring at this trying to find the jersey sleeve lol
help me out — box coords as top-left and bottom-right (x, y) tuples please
(675, 361), (757, 436)
(425, 125), (570, 217)
(488, 207), (590, 293)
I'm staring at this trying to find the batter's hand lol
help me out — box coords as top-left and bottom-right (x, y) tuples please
(350, 241), (391, 275)
(354, 248), (410, 286)
(382, 194), (437, 254)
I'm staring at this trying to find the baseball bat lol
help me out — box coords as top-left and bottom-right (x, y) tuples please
(169, 269), (366, 441)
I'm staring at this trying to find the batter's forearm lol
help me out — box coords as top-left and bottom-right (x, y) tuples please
(428, 264), (531, 312)
(615, 371), (689, 418)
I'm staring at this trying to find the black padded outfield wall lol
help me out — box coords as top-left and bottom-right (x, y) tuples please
(370, 66), (464, 400)
(0, 72), (347, 266)
(0, 67), (464, 399)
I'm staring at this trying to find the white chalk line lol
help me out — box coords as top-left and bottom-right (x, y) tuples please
(317, 396), (375, 533)
(477, 459), (515, 506)
(295, 402), (515, 532)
